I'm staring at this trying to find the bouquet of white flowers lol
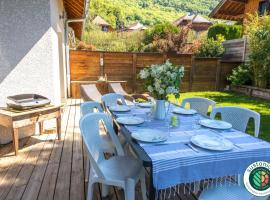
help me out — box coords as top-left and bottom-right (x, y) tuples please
(138, 60), (185, 100)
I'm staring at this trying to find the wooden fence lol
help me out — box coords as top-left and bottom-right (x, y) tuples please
(70, 50), (241, 98)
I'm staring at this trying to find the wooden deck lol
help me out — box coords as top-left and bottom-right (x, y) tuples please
(0, 99), (198, 200)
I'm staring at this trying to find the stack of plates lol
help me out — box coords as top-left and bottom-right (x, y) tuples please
(173, 107), (197, 115)
(138, 102), (153, 108)
(109, 105), (131, 112)
(131, 129), (168, 143)
(116, 116), (144, 125)
(199, 119), (232, 129)
(191, 134), (234, 151)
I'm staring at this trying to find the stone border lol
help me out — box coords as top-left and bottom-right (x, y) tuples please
(231, 85), (270, 100)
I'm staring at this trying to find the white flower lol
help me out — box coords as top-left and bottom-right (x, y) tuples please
(147, 85), (153, 93)
(139, 69), (149, 79)
(158, 88), (165, 95)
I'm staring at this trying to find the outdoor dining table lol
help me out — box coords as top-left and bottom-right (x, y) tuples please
(111, 103), (270, 200)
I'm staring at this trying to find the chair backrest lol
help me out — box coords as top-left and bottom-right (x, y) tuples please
(80, 101), (103, 116)
(182, 97), (216, 116)
(80, 84), (102, 102)
(80, 113), (125, 178)
(210, 106), (260, 137)
(101, 93), (127, 107)
(109, 83), (128, 96)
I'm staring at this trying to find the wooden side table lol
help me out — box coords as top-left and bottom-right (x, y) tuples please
(0, 106), (61, 155)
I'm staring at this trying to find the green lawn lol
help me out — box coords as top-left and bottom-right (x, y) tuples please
(169, 91), (270, 142)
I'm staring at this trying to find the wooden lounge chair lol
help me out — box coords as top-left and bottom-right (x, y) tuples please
(80, 84), (102, 102)
(108, 82), (149, 102)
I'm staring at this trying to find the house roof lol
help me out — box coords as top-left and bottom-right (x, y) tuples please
(127, 22), (147, 30)
(63, 0), (88, 38)
(173, 14), (212, 25)
(173, 13), (212, 31)
(92, 16), (111, 26)
(209, 0), (247, 21)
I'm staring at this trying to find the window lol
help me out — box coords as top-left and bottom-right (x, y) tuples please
(258, 0), (270, 15)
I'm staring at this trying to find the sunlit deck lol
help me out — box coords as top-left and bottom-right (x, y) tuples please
(0, 99), (199, 200)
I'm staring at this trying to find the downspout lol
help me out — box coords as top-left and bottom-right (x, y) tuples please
(65, 0), (90, 97)
(65, 18), (85, 97)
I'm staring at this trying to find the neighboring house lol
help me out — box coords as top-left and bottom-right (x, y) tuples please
(92, 15), (114, 32)
(173, 13), (213, 32)
(210, 0), (269, 21)
(0, 0), (88, 143)
(124, 22), (147, 32)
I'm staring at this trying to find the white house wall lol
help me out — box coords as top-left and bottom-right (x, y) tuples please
(0, 0), (66, 144)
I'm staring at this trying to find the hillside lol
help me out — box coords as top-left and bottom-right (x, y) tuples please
(89, 0), (220, 28)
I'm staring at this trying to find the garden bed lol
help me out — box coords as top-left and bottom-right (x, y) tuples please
(231, 85), (270, 100)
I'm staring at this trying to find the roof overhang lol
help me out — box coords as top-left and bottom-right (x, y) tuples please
(63, 0), (89, 38)
(209, 0), (247, 21)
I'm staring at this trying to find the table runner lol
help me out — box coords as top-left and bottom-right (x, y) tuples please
(113, 104), (270, 190)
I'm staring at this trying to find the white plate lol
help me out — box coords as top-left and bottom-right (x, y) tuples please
(116, 116), (144, 125)
(199, 119), (232, 130)
(109, 105), (131, 112)
(131, 129), (168, 143)
(191, 134), (234, 151)
(138, 102), (153, 108)
(173, 107), (197, 115)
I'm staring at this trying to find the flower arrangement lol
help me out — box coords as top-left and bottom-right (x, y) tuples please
(138, 60), (184, 100)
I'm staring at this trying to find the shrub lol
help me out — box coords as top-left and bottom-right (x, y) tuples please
(208, 24), (242, 40)
(143, 22), (179, 45)
(195, 38), (225, 58)
(227, 64), (252, 86)
(245, 14), (270, 88)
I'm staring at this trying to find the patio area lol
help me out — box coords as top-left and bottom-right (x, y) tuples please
(0, 98), (201, 200)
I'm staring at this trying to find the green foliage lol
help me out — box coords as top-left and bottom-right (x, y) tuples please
(227, 64), (252, 86)
(196, 38), (225, 58)
(89, 0), (219, 28)
(82, 30), (144, 52)
(245, 14), (270, 88)
(208, 24), (243, 40)
(143, 23), (179, 44)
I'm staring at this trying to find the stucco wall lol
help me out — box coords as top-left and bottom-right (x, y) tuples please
(0, 0), (66, 143)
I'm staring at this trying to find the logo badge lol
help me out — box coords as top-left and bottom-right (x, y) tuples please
(244, 161), (270, 196)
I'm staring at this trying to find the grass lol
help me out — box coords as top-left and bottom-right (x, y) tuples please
(169, 91), (270, 142)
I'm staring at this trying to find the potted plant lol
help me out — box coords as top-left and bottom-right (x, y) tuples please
(138, 60), (184, 120)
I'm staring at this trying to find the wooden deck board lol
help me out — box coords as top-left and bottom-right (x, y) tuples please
(0, 99), (198, 200)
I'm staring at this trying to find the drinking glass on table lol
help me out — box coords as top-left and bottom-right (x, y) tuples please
(192, 115), (201, 130)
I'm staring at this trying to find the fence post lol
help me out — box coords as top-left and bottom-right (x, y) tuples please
(132, 53), (137, 93)
(163, 54), (167, 62)
(189, 56), (195, 92)
(100, 52), (104, 77)
(215, 59), (221, 91)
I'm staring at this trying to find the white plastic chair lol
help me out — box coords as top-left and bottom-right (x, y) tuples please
(80, 113), (147, 200)
(181, 97), (216, 116)
(210, 106), (260, 137)
(101, 93), (127, 108)
(80, 101), (103, 116)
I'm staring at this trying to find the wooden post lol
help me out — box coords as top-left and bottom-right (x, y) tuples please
(12, 127), (19, 156)
(189, 56), (196, 92)
(132, 53), (137, 93)
(100, 52), (104, 77)
(215, 59), (221, 91)
(163, 54), (167, 63)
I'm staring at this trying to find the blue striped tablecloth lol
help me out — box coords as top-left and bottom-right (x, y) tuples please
(114, 104), (270, 190)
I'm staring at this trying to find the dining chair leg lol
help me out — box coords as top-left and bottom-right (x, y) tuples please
(125, 179), (135, 200)
(101, 184), (109, 197)
(87, 181), (94, 200)
(140, 170), (147, 200)
(85, 156), (90, 182)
